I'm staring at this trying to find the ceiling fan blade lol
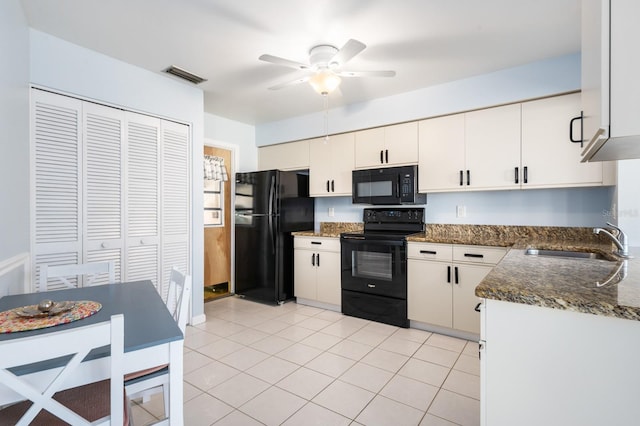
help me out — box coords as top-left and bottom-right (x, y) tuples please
(336, 70), (396, 78)
(259, 54), (311, 71)
(267, 76), (310, 90)
(330, 39), (366, 67)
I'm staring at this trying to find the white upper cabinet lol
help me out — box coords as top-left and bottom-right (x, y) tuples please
(309, 133), (355, 197)
(581, 0), (640, 161)
(465, 103), (522, 191)
(521, 93), (611, 188)
(258, 140), (310, 171)
(418, 114), (465, 192)
(419, 94), (616, 193)
(355, 122), (418, 168)
(419, 104), (521, 192)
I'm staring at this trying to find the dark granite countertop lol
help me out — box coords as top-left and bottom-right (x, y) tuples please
(296, 222), (639, 321)
(292, 222), (363, 238)
(475, 239), (640, 321)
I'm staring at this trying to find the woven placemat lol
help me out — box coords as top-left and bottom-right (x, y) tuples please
(0, 301), (102, 334)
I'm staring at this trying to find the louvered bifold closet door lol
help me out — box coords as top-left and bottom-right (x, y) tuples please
(31, 90), (83, 291)
(83, 103), (125, 284)
(160, 121), (191, 300)
(125, 112), (161, 290)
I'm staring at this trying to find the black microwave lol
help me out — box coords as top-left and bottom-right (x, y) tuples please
(352, 165), (427, 205)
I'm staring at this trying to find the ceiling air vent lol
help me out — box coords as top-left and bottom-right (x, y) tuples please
(163, 65), (207, 84)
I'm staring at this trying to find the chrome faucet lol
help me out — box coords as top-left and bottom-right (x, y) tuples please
(593, 222), (630, 258)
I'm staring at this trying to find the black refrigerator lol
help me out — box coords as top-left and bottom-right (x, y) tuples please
(234, 170), (314, 304)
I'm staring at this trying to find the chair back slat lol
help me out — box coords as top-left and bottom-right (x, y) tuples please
(39, 261), (116, 292)
(166, 267), (191, 334)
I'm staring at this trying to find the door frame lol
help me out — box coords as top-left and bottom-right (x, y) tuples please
(203, 139), (238, 295)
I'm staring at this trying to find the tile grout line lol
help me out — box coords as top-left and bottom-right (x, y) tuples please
(182, 297), (480, 426)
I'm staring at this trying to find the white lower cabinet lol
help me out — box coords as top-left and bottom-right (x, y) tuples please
(294, 236), (341, 310)
(481, 298), (640, 425)
(408, 242), (506, 335)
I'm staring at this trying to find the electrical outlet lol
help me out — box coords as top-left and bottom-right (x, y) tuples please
(456, 205), (466, 218)
(328, 207), (335, 217)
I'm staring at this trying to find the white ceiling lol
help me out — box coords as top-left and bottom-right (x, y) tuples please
(20, 0), (581, 125)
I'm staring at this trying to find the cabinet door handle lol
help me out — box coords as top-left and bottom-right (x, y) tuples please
(466, 170), (470, 186)
(454, 266), (459, 284)
(464, 253), (484, 259)
(380, 150), (384, 164)
(514, 167), (519, 184)
(569, 111), (584, 148)
(311, 241), (321, 245)
(317, 253), (320, 267)
(326, 180), (330, 192)
(447, 265), (451, 283)
(474, 302), (482, 312)
(311, 253), (315, 266)
(420, 250), (437, 255)
(523, 166), (528, 184)
(385, 149), (389, 163)
(459, 170), (463, 186)
(331, 180), (335, 192)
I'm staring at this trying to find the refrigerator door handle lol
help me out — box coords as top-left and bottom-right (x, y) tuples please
(268, 176), (275, 217)
(268, 176), (276, 252)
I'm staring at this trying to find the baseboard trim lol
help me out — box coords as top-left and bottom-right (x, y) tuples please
(191, 313), (206, 325)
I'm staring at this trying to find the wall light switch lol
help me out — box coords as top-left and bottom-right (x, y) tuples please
(456, 205), (466, 218)
(328, 207), (335, 217)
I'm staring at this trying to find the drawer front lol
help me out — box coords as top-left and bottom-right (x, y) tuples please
(407, 242), (452, 261)
(294, 236), (340, 252)
(453, 245), (507, 265)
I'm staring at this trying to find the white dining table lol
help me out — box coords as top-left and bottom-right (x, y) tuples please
(0, 280), (184, 425)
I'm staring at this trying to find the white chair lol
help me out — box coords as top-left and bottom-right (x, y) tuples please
(39, 260), (116, 292)
(125, 267), (191, 418)
(0, 314), (126, 425)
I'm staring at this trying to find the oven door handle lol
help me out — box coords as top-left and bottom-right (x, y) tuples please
(340, 237), (405, 247)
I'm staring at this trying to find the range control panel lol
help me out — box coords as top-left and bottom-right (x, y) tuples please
(363, 208), (425, 225)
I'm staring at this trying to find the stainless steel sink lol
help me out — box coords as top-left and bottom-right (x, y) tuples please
(524, 248), (608, 260)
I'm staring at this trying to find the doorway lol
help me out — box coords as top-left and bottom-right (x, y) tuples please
(203, 145), (232, 301)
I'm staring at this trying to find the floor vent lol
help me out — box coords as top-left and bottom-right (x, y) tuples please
(163, 65), (207, 84)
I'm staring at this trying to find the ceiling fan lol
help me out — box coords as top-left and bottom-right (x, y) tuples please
(259, 39), (396, 95)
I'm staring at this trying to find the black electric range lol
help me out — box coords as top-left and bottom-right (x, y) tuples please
(340, 208), (425, 327)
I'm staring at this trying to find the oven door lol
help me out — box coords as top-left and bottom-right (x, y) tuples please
(340, 236), (407, 299)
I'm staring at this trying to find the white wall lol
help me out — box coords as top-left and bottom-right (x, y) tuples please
(204, 112), (257, 172)
(616, 159), (640, 245)
(0, 0), (30, 263)
(29, 30), (207, 318)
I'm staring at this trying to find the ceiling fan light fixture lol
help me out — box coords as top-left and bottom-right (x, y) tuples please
(309, 70), (341, 95)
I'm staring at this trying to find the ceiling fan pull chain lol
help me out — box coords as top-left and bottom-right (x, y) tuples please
(324, 94), (330, 142)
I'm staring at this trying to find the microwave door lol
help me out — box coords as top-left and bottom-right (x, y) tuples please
(367, 172), (398, 205)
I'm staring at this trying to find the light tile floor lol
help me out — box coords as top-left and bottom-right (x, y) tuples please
(131, 296), (480, 426)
